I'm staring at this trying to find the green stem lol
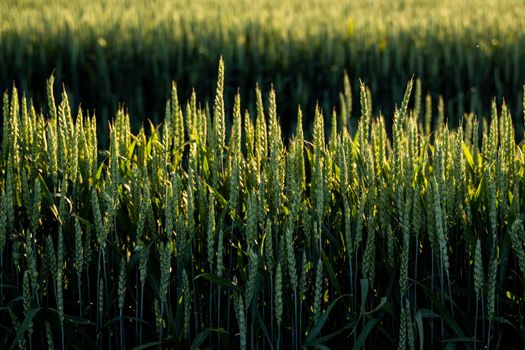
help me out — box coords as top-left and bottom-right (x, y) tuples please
(431, 248), (434, 350)
(96, 250), (101, 337)
(140, 282), (144, 345)
(294, 290), (298, 350)
(474, 296), (478, 350)
(135, 268), (139, 345)
(120, 307), (125, 349)
(78, 273), (82, 318)
(414, 237), (418, 310)
(440, 250), (444, 340)
(1, 254), (3, 308)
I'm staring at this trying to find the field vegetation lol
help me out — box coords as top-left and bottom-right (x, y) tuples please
(0, 60), (525, 348)
(2, 1), (525, 349)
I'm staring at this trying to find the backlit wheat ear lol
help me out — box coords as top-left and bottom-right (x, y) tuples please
(231, 92), (242, 158)
(255, 85), (267, 166)
(213, 57), (225, 172)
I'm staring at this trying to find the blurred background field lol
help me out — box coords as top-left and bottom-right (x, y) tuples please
(1, 0), (525, 135)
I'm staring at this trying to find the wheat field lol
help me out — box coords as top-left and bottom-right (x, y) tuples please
(0, 58), (524, 348)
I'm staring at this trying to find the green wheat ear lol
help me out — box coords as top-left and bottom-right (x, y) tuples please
(275, 263), (283, 326)
(118, 257), (126, 310)
(474, 239), (484, 296)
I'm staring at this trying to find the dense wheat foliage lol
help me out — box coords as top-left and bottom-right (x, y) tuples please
(2, 0), (525, 133)
(1, 60), (525, 349)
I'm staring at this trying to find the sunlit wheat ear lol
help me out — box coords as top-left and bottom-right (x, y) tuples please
(313, 106), (325, 225)
(230, 92), (242, 158)
(213, 57), (225, 172)
(255, 86), (268, 169)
